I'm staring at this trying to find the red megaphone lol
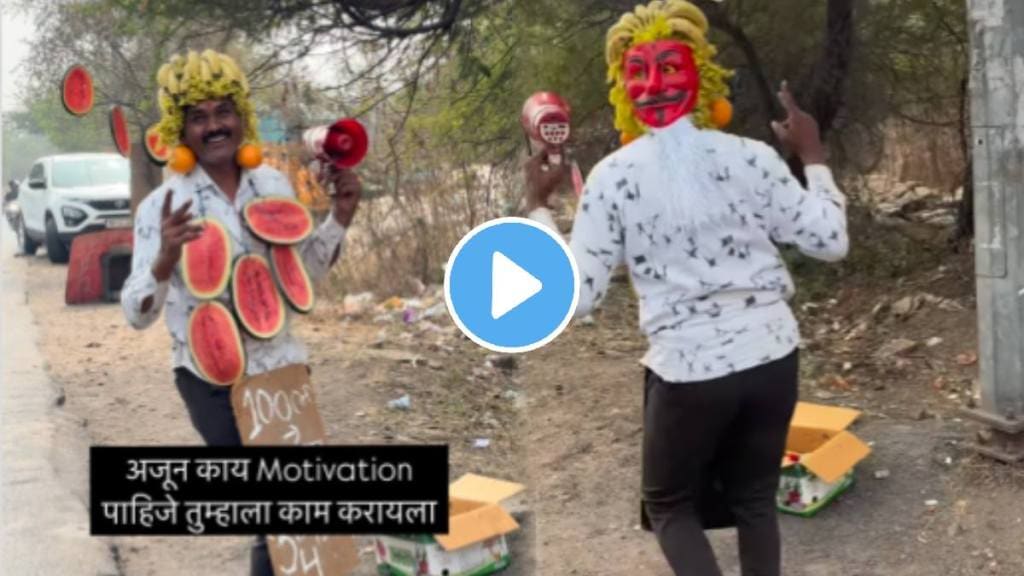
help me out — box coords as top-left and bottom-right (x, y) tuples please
(302, 118), (369, 169)
(521, 92), (571, 165)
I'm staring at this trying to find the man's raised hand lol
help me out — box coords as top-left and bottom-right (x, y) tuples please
(770, 81), (826, 166)
(152, 191), (203, 282)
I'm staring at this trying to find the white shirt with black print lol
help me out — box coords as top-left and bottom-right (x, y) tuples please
(121, 164), (346, 380)
(530, 116), (848, 383)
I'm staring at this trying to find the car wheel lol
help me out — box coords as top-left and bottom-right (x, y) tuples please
(18, 217), (39, 256)
(45, 215), (70, 264)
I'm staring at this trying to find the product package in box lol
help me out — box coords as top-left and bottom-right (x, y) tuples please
(374, 474), (524, 576)
(777, 402), (872, 517)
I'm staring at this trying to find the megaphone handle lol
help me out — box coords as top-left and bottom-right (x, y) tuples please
(316, 159), (334, 197)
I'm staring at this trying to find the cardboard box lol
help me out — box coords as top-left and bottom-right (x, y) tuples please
(374, 474), (524, 576)
(777, 402), (871, 517)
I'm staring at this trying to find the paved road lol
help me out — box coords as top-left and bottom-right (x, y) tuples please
(0, 223), (118, 575)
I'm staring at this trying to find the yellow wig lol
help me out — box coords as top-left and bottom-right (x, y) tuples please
(155, 49), (260, 147)
(606, 0), (733, 140)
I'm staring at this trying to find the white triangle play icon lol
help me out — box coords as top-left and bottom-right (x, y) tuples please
(491, 251), (543, 320)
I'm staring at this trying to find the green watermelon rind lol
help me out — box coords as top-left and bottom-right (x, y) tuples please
(181, 218), (232, 300)
(61, 65), (94, 117)
(187, 301), (246, 386)
(242, 196), (314, 245)
(270, 245), (315, 314)
(231, 253), (287, 340)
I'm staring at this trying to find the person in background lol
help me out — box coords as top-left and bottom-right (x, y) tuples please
(524, 1), (848, 574)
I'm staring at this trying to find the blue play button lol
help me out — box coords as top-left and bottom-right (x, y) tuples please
(444, 217), (579, 353)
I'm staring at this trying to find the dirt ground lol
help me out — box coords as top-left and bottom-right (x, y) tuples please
(17, 252), (531, 576)
(518, 224), (1024, 576)
(15, 212), (1024, 576)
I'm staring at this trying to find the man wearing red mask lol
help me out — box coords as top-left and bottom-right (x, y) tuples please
(525, 1), (848, 575)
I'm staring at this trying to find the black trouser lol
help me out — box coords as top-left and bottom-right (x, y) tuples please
(642, 351), (799, 576)
(174, 368), (274, 576)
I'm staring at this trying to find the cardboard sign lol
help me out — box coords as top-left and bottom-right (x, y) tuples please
(232, 364), (327, 447)
(231, 364), (359, 576)
(266, 535), (359, 576)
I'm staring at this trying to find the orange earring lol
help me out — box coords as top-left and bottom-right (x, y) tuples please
(710, 98), (733, 129)
(168, 145), (196, 174)
(236, 143), (263, 169)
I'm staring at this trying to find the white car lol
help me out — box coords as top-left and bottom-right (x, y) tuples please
(17, 153), (133, 263)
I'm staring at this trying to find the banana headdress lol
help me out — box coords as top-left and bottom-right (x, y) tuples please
(606, 0), (733, 141)
(155, 49), (259, 148)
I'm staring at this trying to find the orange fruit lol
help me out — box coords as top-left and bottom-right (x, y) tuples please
(236, 143), (263, 169)
(168, 145), (197, 174)
(710, 98), (733, 129)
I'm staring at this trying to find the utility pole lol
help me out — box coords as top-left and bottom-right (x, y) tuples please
(964, 0), (1024, 462)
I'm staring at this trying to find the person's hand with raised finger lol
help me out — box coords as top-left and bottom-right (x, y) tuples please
(524, 150), (570, 213)
(152, 191), (203, 282)
(770, 81), (826, 165)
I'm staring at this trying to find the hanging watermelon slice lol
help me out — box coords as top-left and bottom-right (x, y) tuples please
(109, 106), (131, 158)
(144, 124), (170, 166)
(61, 65), (94, 116)
(270, 245), (314, 313)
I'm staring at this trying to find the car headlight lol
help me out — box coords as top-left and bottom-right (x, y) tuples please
(61, 205), (87, 226)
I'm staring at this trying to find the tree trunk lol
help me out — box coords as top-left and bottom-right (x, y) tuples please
(809, 0), (855, 140)
(954, 77), (974, 242)
(130, 142), (163, 216)
(788, 0), (856, 185)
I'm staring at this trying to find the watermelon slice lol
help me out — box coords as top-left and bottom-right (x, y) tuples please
(232, 254), (286, 340)
(109, 106), (130, 158)
(61, 65), (94, 116)
(144, 124), (170, 166)
(243, 197), (313, 245)
(181, 218), (232, 300)
(270, 245), (314, 313)
(187, 301), (246, 386)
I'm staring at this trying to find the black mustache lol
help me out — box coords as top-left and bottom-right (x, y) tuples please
(635, 91), (688, 107)
(202, 130), (231, 144)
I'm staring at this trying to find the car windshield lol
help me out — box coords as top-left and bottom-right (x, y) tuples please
(52, 157), (129, 188)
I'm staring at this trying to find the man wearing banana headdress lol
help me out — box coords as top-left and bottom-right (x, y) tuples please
(121, 49), (362, 576)
(525, 1), (849, 574)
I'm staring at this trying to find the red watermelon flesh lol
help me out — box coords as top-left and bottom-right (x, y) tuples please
(232, 254), (286, 339)
(187, 301), (245, 386)
(243, 197), (313, 245)
(181, 218), (232, 299)
(109, 106), (130, 158)
(270, 245), (314, 313)
(144, 124), (170, 165)
(61, 65), (94, 116)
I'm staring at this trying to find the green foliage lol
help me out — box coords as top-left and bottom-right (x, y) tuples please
(1, 118), (60, 181)
(405, 0), (617, 170)
(26, 94), (113, 153)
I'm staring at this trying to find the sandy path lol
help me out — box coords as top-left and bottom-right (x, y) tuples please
(22, 252), (532, 575)
(520, 279), (1024, 576)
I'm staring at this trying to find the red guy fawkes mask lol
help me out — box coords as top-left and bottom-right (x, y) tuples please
(623, 39), (700, 128)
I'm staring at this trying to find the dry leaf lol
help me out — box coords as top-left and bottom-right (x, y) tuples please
(955, 352), (978, 367)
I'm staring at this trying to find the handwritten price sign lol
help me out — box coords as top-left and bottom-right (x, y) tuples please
(231, 364), (358, 576)
(232, 364), (327, 447)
